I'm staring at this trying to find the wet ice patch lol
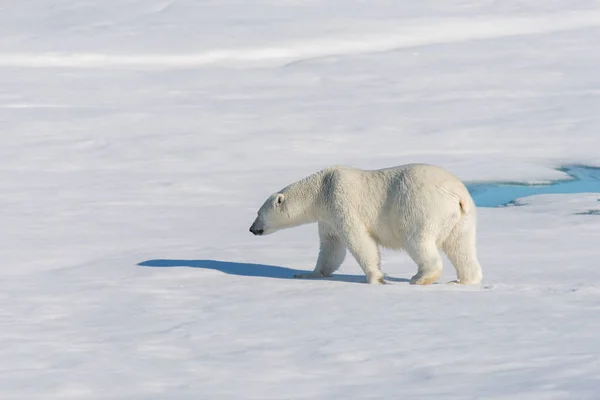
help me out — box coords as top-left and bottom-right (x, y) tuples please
(467, 165), (600, 208)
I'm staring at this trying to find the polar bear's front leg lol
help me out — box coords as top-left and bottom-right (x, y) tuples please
(293, 222), (346, 280)
(314, 222), (347, 276)
(343, 228), (385, 285)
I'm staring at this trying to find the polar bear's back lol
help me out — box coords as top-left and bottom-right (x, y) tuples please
(323, 163), (473, 249)
(384, 163), (469, 197)
(328, 163), (470, 204)
(376, 163), (472, 217)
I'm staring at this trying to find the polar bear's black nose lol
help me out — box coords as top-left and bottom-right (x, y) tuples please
(250, 227), (263, 235)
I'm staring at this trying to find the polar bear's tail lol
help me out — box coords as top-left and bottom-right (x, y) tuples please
(459, 198), (470, 214)
(458, 189), (476, 215)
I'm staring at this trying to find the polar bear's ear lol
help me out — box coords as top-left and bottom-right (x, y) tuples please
(275, 193), (285, 206)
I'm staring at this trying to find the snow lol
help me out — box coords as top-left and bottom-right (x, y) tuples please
(2, 0), (600, 398)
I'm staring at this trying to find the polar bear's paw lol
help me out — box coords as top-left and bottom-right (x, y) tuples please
(447, 278), (483, 285)
(366, 272), (387, 285)
(410, 271), (441, 285)
(293, 271), (325, 279)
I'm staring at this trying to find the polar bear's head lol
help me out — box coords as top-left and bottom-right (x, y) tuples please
(249, 192), (291, 236)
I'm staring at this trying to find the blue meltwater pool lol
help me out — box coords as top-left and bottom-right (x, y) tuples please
(466, 165), (600, 208)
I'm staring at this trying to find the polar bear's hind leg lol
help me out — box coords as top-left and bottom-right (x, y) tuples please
(441, 216), (483, 285)
(406, 239), (444, 285)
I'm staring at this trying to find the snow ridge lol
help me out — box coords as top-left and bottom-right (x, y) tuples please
(1, 10), (599, 68)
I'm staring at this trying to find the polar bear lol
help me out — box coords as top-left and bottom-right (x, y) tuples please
(249, 163), (483, 285)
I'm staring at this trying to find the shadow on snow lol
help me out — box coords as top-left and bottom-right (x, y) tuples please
(137, 259), (410, 283)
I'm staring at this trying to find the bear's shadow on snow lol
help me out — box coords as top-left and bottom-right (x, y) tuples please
(137, 259), (410, 284)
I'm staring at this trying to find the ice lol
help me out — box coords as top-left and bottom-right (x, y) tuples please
(468, 166), (600, 207)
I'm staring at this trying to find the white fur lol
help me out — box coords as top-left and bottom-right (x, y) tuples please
(249, 163), (483, 285)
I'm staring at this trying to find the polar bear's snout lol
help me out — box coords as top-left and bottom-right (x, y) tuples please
(249, 219), (264, 236)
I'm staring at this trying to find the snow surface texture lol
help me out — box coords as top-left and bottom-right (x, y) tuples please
(2, 1), (600, 399)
